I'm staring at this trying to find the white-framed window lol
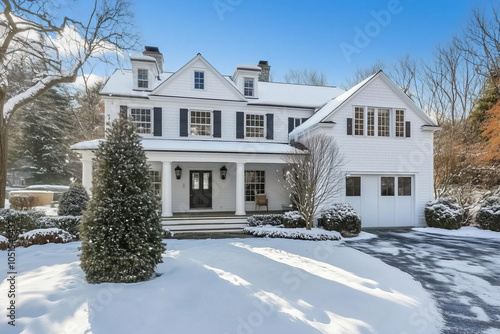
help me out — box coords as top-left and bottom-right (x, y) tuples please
(346, 177), (361, 196)
(395, 109), (405, 137)
(190, 110), (212, 136)
(354, 107), (364, 136)
(381, 177), (395, 196)
(246, 114), (265, 138)
(245, 170), (265, 201)
(130, 108), (152, 134)
(194, 71), (204, 89)
(244, 77), (254, 97)
(377, 108), (390, 137)
(138, 69), (148, 88)
(398, 177), (411, 196)
(149, 170), (162, 198)
(367, 107), (375, 136)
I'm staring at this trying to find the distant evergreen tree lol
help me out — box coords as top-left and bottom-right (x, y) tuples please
(469, 77), (500, 133)
(58, 184), (89, 216)
(79, 117), (165, 283)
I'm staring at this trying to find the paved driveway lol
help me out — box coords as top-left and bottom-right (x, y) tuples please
(347, 229), (500, 334)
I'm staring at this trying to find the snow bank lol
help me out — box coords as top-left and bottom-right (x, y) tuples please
(414, 226), (500, 240)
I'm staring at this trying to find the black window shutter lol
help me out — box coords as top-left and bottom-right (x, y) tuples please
(120, 105), (128, 119)
(347, 118), (353, 135)
(288, 118), (294, 133)
(213, 110), (221, 138)
(153, 107), (162, 136)
(266, 113), (274, 140)
(405, 121), (411, 138)
(236, 112), (244, 139)
(180, 109), (189, 137)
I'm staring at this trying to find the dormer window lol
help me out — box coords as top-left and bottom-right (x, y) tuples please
(138, 69), (149, 88)
(194, 71), (205, 89)
(244, 77), (254, 97)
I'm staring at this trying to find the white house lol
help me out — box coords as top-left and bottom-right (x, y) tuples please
(72, 46), (439, 231)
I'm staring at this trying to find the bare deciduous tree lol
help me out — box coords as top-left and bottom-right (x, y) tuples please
(283, 134), (344, 230)
(342, 59), (385, 89)
(283, 68), (328, 86)
(0, 0), (139, 207)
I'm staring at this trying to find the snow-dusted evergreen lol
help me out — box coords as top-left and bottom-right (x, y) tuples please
(17, 228), (74, 247)
(282, 210), (306, 228)
(476, 196), (500, 232)
(0, 209), (43, 241)
(80, 117), (165, 284)
(58, 184), (89, 216)
(39, 216), (82, 239)
(425, 198), (465, 230)
(244, 226), (341, 241)
(247, 214), (284, 227)
(320, 203), (362, 237)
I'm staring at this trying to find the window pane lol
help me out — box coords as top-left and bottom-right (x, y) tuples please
(138, 69), (148, 88)
(354, 107), (364, 136)
(378, 109), (390, 137)
(381, 177), (395, 196)
(192, 173), (200, 190)
(398, 177), (411, 196)
(190, 111), (212, 136)
(245, 170), (265, 201)
(203, 173), (210, 190)
(244, 77), (254, 97)
(245, 114), (265, 138)
(395, 109), (405, 137)
(194, 71), (204, 89)
(346, 177), (361, 196)
(130, 108), (151, 134)
(367, 107), (375, 136)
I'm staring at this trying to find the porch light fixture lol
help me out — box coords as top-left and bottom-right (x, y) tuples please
(174, 166), (182, 180)
(220, 165), (228, 180)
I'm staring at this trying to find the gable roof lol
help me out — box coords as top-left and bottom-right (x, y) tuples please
(290, 70), (438, 136)
(151, 53), (247, 101)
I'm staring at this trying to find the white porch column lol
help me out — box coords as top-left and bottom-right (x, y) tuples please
(161, 161), (173, 217)
(81, 159), (93, 194)
(235, 162), (246, 216)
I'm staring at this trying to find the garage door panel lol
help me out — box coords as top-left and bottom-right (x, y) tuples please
(361, 176), (379, 227)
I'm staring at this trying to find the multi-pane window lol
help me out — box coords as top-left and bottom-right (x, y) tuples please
(395, 109), (405, 137)
(367, 107), (375, 136)
(138, 69), (148, 88)
(190, 111), (212, 136)
(354, 107), (364, 136)
(244, 77), (254, 97)
(398, 177), (412, 196)
(346, 177), (361, 196)
(246, 114), (265, 138)
(378, 108), (390, 137)
(130, 108), (152, 134)
(194, 71), (204, 89)
(149, 170), (162, 198)
(245, 171), (265, 201)
(381, 177), (395, 196)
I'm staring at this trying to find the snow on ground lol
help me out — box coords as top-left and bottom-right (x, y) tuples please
(413, 226), (500, 240)
(0, 238), (442, 334)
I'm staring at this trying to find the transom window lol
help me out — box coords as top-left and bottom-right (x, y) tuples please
(395, 109), (405, 137)
(378, 108), (390, 137)
(354, 107), (364, 136)
(245, 170), (265, 201)
(138, 69), (148, 88)
(194, 71), (205, 89)
(190, 111), (212, 136)
(244, 77), (254, 97)
(130, 108), (151, 134)
(346, 177), (361, 196)
(246, 114), (265, 138)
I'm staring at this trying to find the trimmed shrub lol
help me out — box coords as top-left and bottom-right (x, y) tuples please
(16, 228), (74, 247)
(476, 196), (500, 232)
(0, 209), (44, 241)
(243, 226), (341, 241)
(38, 216), (82, 239)
(320, 203), (362, 237)
(58, 184), (89, 216)
(247, 214), (283, 227)
(425, 198), (464, 230)
(282, 211), (306, 228)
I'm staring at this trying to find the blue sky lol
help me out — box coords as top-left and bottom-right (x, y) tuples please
(123, 0), (489, 87)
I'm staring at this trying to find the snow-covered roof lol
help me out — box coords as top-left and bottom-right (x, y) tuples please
(130, 54), (157, 62)
(100, 69), (173, 97)
(72, 138), (296, 154)
(235, 64), (262, 71)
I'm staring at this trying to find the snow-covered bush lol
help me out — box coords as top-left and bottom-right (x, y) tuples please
(38, 216), (82, 239)
(16, 228), (74, 247)
(282, 211), (306, 228)
(247, 214), (283, 227)
(320, 203), (362, 237)
(58, 184), (89, 216)
(80, 117), (165, 284)
(476, 196), (500, 232)
(425, 198), (464, 230)
(0, 209), (44, 241)
(163, 227), (174, 238)
(244, 226), (341, 241)
(0, 235), (8, 250)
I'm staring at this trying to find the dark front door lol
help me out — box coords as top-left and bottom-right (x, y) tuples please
(190, 171), (212, 209)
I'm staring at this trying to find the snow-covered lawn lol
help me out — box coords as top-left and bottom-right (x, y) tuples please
(0, 237), (442, 334)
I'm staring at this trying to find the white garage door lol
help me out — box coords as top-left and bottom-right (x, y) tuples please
(345, 175), (414, 228)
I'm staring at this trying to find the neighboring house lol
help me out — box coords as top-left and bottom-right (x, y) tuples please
(72, 46), (439, 229)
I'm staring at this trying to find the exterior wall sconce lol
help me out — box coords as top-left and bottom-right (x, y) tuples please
(174, 166), (182, 180)
(220, 165), (227, 180)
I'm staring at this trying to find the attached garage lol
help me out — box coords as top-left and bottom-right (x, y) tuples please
(345, 175), (415, 227)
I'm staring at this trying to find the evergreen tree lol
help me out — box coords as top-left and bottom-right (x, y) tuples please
(79, 117), (165, 284)
(58, 184), (89, 216)
(469, 77), (500, 134)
